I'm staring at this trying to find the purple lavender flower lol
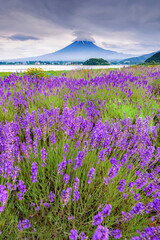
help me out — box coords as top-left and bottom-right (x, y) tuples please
(117, 179), (126, 192)
(17, 220), (23, 231)
(57, 154), (67, 175)
(30, 162), (38, 183)
(72, 177), (80, 201)
(72, 190), (80, 201)
(23, 219), (31, 229)
(108, 165), (120, 179)
(44, 202), (50, 208)
(41, 148), (47, 167)
(121, 211), (134, 222)
(74, 151), (84, 170)
(127, 182), (134, 188)
(130, 202), (144, 215)
(0, 185), (8, 212)
(60, 187), (72, 206)
(92, 225), (109, 240)
(57, 162), (63, 175)
(36, 206), (41, 211)
(50, 132), (55, 145)
(21, 142), (29, 161)
(103, 177), (109, 185)
(68, 159), (73, 164)
(133, 193), (141, 201)
(69, 229), (78, 240)
(123, 193), (127, 199)
(131, 226), (160, 239)
(110, 157), (118, 165)
(110, 229), (122, 239)
(63, 174), (70, 184)
(12, 166), (20, 183)
(79, 232), (87, 240)
(97, 150), (107, 164)
(30, 202), (35, 207)
(120, 154), (128, 166)
(0, 206), (5, 212)
(17, 219), (31, 231)
(6, 182), (12, 190)
(102, 204), (112, 217)
(64, 143), (69, 153)
(135, 175), (148, 189)
(87, 167), (95, 184)
(68, 215), (74, 221)
(48, 191), (55, 202)
(32, 139), (38, 158)
(17, 180), (26, 200)
(152, 192), (160, 198)
(76, 140), (81, 147)
(143, 183), (156, 196)
(92, 212), (103, 226)
(128, 164), (132, 169)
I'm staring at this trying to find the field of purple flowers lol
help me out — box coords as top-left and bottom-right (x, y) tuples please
(0, 66), (160, 239)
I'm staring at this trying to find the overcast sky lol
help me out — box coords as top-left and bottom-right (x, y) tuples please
(0, 0), (160, 59)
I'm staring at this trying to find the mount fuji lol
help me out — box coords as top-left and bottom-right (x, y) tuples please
(6, 41), (134, 62)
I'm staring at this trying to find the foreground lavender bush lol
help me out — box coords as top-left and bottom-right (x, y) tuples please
(0, 66), (160, 239)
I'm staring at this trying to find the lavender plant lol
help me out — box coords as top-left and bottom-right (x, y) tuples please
(0, 66), (160, 239)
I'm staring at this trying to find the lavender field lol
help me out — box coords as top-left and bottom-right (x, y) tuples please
(0, 66), (160, 239)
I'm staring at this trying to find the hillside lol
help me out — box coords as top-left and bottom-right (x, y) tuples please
(119, 52), (156, 65)
(145, 51), (160, 63)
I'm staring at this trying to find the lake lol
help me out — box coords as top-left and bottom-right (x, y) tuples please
(0, 64), (128, 72)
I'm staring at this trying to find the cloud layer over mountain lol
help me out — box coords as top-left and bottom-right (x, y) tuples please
(0, 0), (160, 59)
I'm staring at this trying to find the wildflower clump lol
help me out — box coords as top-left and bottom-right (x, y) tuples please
(24, 67), (46, 79)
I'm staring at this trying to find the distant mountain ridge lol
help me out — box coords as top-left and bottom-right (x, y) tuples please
(119, 52), (157, 64)
(4, 41), (134, 62)
(145, 51), (160, 63)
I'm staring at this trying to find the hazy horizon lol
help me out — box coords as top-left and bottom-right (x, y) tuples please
(0, 0), (160, 60)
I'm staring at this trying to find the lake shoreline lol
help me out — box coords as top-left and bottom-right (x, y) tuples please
(0, 64), (129, 72)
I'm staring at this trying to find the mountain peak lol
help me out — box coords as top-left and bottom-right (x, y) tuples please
(4, 40), (134, 62)
(73, 40), (94, 43)
(71, 40), (95, 46)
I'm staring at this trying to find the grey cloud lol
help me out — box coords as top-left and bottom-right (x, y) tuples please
(102, 43), (124, 50)
(0, 0), (160, 58)
(8, 34), (39, 41)
(73, 31), (95, 42)
(1, 0), (160, 32)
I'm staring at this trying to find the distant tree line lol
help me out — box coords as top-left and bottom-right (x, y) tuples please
(0, 61), (84, 65)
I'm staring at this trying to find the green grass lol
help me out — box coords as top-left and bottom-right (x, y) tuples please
(0, 72), (18, 79)
(0, 68), (117, 80)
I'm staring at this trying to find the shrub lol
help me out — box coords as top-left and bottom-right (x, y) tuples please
(24, 67), (46, 79)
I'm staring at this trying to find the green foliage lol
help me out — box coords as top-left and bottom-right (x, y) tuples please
(24, 67), (46, 79)
(83, 58), (110, 65)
